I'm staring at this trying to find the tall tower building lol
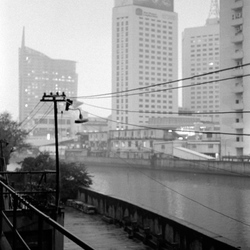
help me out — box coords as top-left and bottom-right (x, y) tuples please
(182, 1), (220, 131)
(220, 0), (250, 156)
(19, 28), (78, 127)
(112, 0), (178, 130)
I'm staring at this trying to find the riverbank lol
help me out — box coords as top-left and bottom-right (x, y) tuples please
(77, 187), (241, 250)
(81, 156), (250, 177)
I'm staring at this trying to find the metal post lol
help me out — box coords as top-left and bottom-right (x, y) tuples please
(0, 182), (2, 237)
(53, 97), (60, 210)
(13, 195), (17, 250)
(0, 140), (4, 236)
(38, 215), (43, 250)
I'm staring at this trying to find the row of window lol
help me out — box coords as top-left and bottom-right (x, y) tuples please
(191, 47), (219, 51)
(191, 96), (219, 100)
(139, 70), (171, 76)
(139, 99), (172, 104)
(191, 57), (219, 61)
(191, 105), (220, 109)
(139, 21), (172, 29)
(191, 52), (219, 57)
(139, 30), (173, 36)
(191, 67), (219, 72)
(139, 16), (172, 24)
(138, 105), (172, 109)
(116, 21), (129, 26)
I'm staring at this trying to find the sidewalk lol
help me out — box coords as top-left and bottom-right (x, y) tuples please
(64, 207), (153, 250)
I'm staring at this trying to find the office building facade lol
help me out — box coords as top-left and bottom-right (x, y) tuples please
(112, 0), (178, 130)
(220, 0), (250, 156)
(19, 29), (78, 137)
(182, 17), (220, 130)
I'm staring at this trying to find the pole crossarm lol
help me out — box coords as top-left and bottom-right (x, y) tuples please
(40, 92), (66, 102)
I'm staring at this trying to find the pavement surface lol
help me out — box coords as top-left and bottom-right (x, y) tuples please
(64, 207), (153, 250)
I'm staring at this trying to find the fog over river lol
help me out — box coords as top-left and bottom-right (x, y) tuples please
(86, 165), (250, 250)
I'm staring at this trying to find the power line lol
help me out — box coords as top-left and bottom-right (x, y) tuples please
(27, 104), (54, 134)
(83, 102), (250, 116)
(74, 73), (250, 100)
(73, 74), (250, 99)
(84, 110), (250, 137)
(19, 102), (45, 126)
(112, 152), (250, 228)
(71, 63), (250, 99)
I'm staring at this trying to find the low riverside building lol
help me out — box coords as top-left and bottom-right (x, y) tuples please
(33, 116), (221, 160)
(108, 128), (180, 159)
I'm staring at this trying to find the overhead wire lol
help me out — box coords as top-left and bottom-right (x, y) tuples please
(70, 63), (250, 100)
(83, 110), (250, 137)
(76, 73), (250, 100)
(111, 151), (250, 228)
(19, 101), (45, 126)
(78, 109), (250, 226)
(83, 102), (250, 116)
(27, 104), (54, 134)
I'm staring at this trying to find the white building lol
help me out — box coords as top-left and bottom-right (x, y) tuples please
(182, 16), (220, 131)
(112, 0), (178, 130)
(220, 0), (250, 156)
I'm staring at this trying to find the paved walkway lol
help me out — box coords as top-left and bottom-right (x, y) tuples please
(64, 207), (152, 250)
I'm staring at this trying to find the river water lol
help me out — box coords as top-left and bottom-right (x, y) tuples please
(86, 165), (250, 250)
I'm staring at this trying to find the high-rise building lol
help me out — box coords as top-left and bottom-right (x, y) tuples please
(19, 28), (78, 132)
(220, 0), (250, 156)
(182, 7), (220, 131)
(112, 0), (178, 130)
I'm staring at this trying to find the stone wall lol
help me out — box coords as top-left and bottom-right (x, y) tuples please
(82, 156), (250, 175)
(78, 187), (240, 250)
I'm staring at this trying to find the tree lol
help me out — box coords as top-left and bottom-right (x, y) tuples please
(0, 112), (30, 166)
(16, 152), (93, 205)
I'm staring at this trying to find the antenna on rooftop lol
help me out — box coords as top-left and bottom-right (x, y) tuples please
(207, 0), (220, 24)
(208, 0), (220, 19)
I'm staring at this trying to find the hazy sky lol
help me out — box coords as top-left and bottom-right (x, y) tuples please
(0, 0), (211, 120)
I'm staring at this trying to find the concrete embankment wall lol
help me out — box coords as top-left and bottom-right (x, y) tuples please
(78, 187), (239, 250)
(82, 156), (250, 176)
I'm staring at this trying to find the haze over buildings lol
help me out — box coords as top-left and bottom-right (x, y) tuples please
(111, 0), (178, 129)
(19, 28), (78, 139)
(182, 3), (220, 131)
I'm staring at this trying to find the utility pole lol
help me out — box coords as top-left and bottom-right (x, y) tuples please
(0, 139), (8, 173)
(0, 139), (8, 235)
(40, 92), (66, 211)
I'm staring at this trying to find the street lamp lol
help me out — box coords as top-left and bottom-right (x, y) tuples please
(74, 109), (88, 124)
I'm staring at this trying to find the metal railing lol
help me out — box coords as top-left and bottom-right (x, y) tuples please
(0, 179), (94, 250)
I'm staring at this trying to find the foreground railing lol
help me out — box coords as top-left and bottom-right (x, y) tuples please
(0, 179), (94, 250)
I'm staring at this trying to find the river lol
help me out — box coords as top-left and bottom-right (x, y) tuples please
(85, 164), (250, 250)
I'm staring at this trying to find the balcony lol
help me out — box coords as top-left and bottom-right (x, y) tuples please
(232, 102), (244, 110)
(232, 49), (244, 60)
(232, 122), (244, 129)
(232, 67), (244, 77)
(233, 83), (243, 93)
(231, 15), (243, 26)
(232, 0), (243, 10)
(231, 33), (244, 43)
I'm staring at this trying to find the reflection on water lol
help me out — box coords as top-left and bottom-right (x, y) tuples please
(87, 165), (250, 249)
